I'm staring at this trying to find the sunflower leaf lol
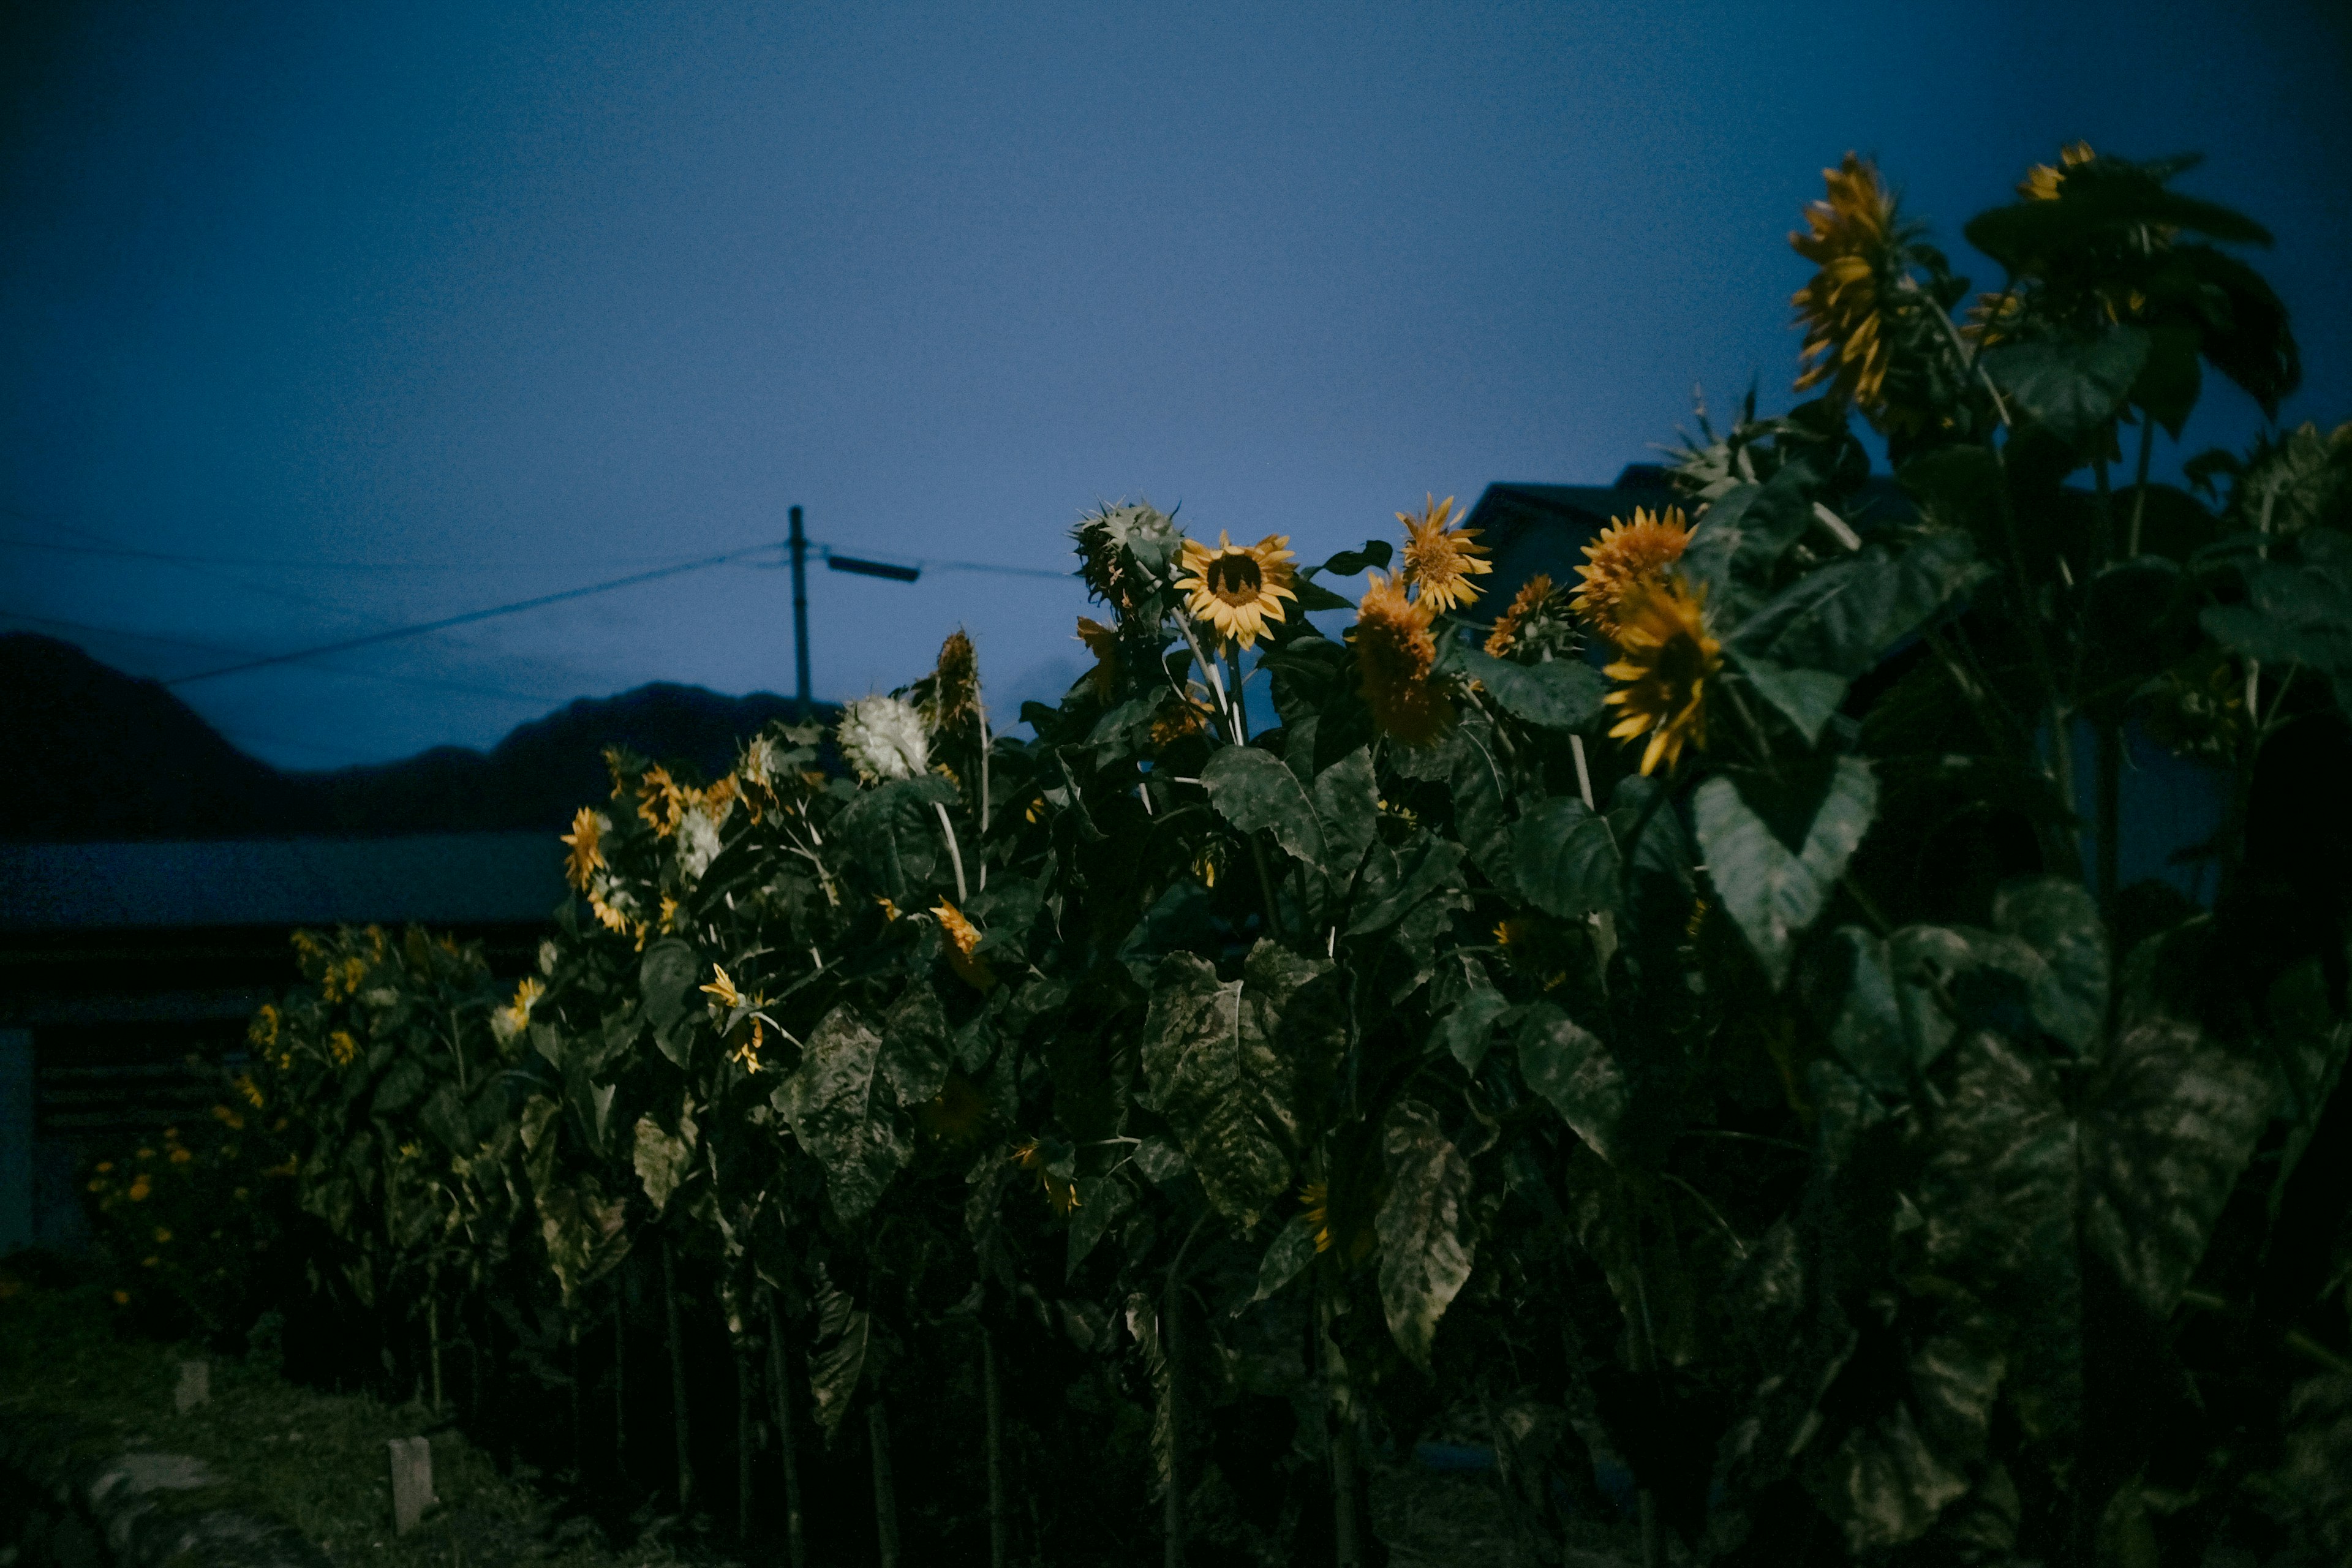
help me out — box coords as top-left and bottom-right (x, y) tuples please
(774, 1003), (913, 1221)
(1694, 757), (1877, 988)
(1201, 744), (1327, 870)
(1375, 1099), (1476, 1366)
(1430, 952), (1510, 1073)
(1512, 797), (1621, 919)
(1251, 1212), (1321, 1303)
(1983, 328), (2150, 451)
(1451, 647), (1607, 729)
(1730, 532), (1986, 680)
(1513, 1001), (1632, 1164)
(1728, 651), (1849, 744)
(806, 1270), (872, 1434)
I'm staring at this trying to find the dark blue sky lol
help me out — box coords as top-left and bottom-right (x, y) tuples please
(5, 0), (2347, 768)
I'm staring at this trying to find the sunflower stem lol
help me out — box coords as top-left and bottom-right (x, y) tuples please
(1174, 618), (1240, 744)
(1224, 648), (1250, 742)
(933, 801), (970, 903)
(764, 1293), (807, 1568)
(660, 1234), (695, 1511)
(868, 1396), (901, 1568)
(2127, 414), (2157, 559)
(984, 1324), (1008, 1568)
(1568, 733), (1594, 810)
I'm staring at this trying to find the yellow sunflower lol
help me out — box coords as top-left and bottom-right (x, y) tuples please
(636, 766), (686, 837)
(933, 900), (997, 993)
(561, 809), (608, 892)
(2018, 140), (2095, 202)
(1791, 152), (1899, 415)
(328, 1030), (359, 1066)
(1398, 495), (1492, 613)
(1351, 573), (1455, 747)
(1484, 574), (1553, 657)
(1573, 508), (1690, 642)
(1603, 577), (1722, 776)
(700, 963), (743, 1011)
(1175, 532), (1298, 650)
(1300, 1181), (1333, 1254)
(1075, 616), (1120, 700)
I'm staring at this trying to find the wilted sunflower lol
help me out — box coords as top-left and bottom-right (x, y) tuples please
(837, 695), (930, 782)
(1398, 495), (1492, 613)
(1603, 577), (1722, 776)
(493, 976), (544, 1042)
(927, 630), (980, 733)
(2018, 140), (2095, 202)
(1351, 573), (1455, 746)
(1175, 532), (1298, 649)
(1573, 508), (1690, 642)
(1075, 617), (1119, 701)
(636, 766), (687, 837)
(933, 900), (996, 993)
(1072, 500), (1180, 612)
(700, 963), (743, 1011)
(1484, 574), (1553, 656)
(560, 808), (608, 891)
(1791, 153), (1901, 415)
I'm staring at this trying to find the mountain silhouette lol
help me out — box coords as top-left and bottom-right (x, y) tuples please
(2, 633), (835, 842)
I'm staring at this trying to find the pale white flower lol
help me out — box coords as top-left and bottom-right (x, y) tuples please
(678, 809), (724, 880)
(836, 695), (930, 783)
(741, 733), (779, 789)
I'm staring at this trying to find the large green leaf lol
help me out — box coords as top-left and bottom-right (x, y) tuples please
(1309, 746), (1380, 876)
(1250, 1212), (1320, 1303)
(1344, 833), (1464, 938)
(878, 982), (951, 1109)
(1983, 328), (2150, 451)
(1430, 953), (1510, 1073)
(1728, 651), (1850, 744)
(630, 1102), (698, 1214)
(1676, 466), (1819, 622)
(775, 1004), (911, 1221)
(1514, 1002), (1632, 1164)
(1375, 1099), (1476, 1367)
(1201, 745), (1326, 869)
(1694, 758), (1878, 988)
(1730, 532), (1986, 682)
(1512, 797), (1621, 919)
(805, 1269), (871, 1434)
(1449, 647), (1607, 730)
(1139, 943), (1334, 1225)
(534, 1176), (630, 1305)
(834, 774), (957, 901)
(1449, 718), (1517, 894)
(1988, 877), (2108, 1057)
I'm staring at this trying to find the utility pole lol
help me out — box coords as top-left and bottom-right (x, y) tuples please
(790, 504), (812, 722)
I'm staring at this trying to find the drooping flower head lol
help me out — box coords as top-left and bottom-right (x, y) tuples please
(927, 629), (980, 733)
(1398, 495), (1492, 613)
(561, 808), (608, 891)
(2018, 140), (2095, 203)
(1175, 532), (1298, 650)
(837, 694), (930, 783)
(1485, 575), (1552, 657)
(636, 765), (687, 837)
(1300, 1182), (1333, 1254)
(1573, 508), (1691, 642)
(1351, 573), (1455, 747)
(933, 900), (997, 993)
(493, 976), (545, 1042)
(1602, 576), (1722, 776)
(1075, 616), (1119, 701)
(1791, 153), (1901, 417)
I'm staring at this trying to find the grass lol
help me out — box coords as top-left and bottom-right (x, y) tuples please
(0, 1280), (673, 1568)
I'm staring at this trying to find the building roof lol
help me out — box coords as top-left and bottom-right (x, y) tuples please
(0, 832), (568, 933)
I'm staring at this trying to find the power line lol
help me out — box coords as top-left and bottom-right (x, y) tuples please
(160, 537), (793, 687)
(0, 533), (702, 573)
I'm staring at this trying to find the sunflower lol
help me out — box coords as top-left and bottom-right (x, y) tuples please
(1351, 573), (1455, 747)
(928, 630), (980, 733)
(1398, 495), (1492, 613)
(2018, 140), (2095, 202)
(1484, 574), (1553, 657)
(329, 1030), (359, 1066)
(1791, 152), (1900, 415)
(1175, 532), (1298, 649)
(561, 809), (608, 892)
(1573, 508), (1690, 642)
(1075, 617), (1120, 701)
(636, 766), (686, 837)
(1300, 1182), (1333, 1253)
(494, 976), (545, 1042)
(933, 899), (997, 993)
(248, 1004), (279, 1051)
(1603, 577), (1722, 776)
(700, 963), (743, 1011)
(1494, 916), (1570, 990)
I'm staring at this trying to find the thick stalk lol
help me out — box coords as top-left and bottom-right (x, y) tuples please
(736, 1340), (754, 1539)
(2127, 415), (2156, 558)
(1991, 450), (2079, 876)
(570, 1325), (582, 1479)
(661, 1235), (696, 1510)
(613, 1284), (628, 1485)
(764, 1295), (808, 1568)
(1319, 1284), (1361, 1568)
(867, 1399), (901, 1568)
(427, 1268), (445, 1412)
(2090, 453), (2117, 574)
(1164, 1215), (1208, 1568)
(2095, 722), (2122, 916)
(1622, 1183), (1667, 1568)
(984, 1325), (1008, 1568)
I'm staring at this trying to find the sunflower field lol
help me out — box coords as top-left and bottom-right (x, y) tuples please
(92, 144), (2352, 1567)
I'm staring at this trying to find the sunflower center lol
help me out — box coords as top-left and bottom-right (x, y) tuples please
(1205, 552), (1264, 605)
(1653, 633), (1713, 695)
